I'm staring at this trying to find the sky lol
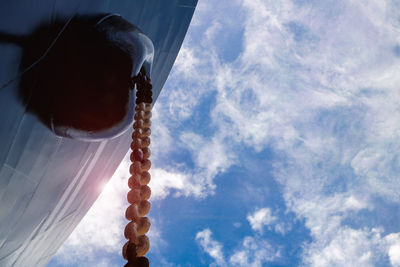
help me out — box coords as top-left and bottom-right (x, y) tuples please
(48, 0), (400, 266)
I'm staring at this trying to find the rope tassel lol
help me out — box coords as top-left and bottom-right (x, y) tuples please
(123, 73), (153, 267)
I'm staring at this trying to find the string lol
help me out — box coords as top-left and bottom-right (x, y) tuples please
(123, 73), (153, 267)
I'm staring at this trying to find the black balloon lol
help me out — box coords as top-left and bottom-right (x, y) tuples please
(0, 14), (154, 140)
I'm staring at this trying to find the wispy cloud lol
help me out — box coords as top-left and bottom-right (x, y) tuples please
(168, 0), (400, 265)
(386, 233), (400, 267)
(196, 228), (226, 266)
(229, 236), (280, 267)
(53, 0), (400, 265)
(195, 227), (280, 267)
(247, 207), (277, 234)
(150, 167), (197, 199)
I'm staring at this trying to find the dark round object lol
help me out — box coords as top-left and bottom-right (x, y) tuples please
(130, 149), (144, 162)
(136, 97), (152, 104)
(126, 243), (138, 261)
(124, 221), (136, 240)
(135, 257), (150, 267)
(140, 171), (151, 185)
(143, 90), (153, 96)
(124, 257), (149, 267)
(132, 129), (143, 139)
(135, 95), (151, 102)
(137, 88), (152, 95)
(131, 138), (142, 150)
(125, 204), (136, 220)
(127, 189), (141, 204)
(128, 175), (141, 189)
(129, 161), (142, 175)
(16, 14), (154, 140)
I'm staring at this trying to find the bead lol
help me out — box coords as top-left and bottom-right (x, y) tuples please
(142, 147), (151, 160)
(128, 175), (141, 189)
(143, 111), (152, 119)
(124, 77), (152, 262)
(129, 162), (142, 175)
(122, 241), (129, 260)
(139, 96), (152, 103)
(131, 138), (142, 149)
(141, 159), (151, 172)
(141, 137), (151, 147)
(122, 241), (137, 260)
(142, 89), (152, 96)
(124, 81), (153, 262)
(137, 217), (151, 235)
(135, 103), (146, 111)
(140, 172), (151, 185)
(138, 200), (151, 216)
(126, 242), (138, 261)
(142, 91), (153, 98)
(134, 111), (145, 120)
(136, 89), (144, 96)
(127, 189), (141, 204)
(125, 204), (139, 220)
(134, 257), (150, 267)
(130, 149), (143, 162)
(143, 97), (153, 104)
(133, 119), (144, 129)
(124, 261), (149, 267)
(131, 74), (143, 84)
(140, 185), (151, 200)
(124, 221), (138, 242)
(136, 235), (150, 257)
(132, 129), (143, 139)
(141, 128), (151, 137)
(144, 103), (152, 111)
(143, 119), (151, 128)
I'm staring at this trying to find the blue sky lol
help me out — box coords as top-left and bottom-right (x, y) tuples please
(48, 0), (400, 266)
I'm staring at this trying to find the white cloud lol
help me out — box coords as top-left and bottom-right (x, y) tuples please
(150, 167), (201, 199)
(151, 104), (173, 154)
(274, 223), (287, 235)
(196, 228), (280, 267)
(304, 228), (400, 267)
(385, 233), (400, 267)
(55, 0), (400, 265)
(167, 0), (400, 265)
(53, 159), (128, 265)
(53, 158), (167, 265)
(173, 46), (200, 78)
(180, 131), (236, 185)
(229, 236), (280, 267)
(196, 228), (226, 266)
(149, 129), (236, 199)
(303, 227), (384, 267)
(247, 207), (277, 234)
(233, 222), (242, 228)
(389, 245), (400, 267)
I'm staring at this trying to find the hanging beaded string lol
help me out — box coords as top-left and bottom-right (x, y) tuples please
(122, 71), (153, 267)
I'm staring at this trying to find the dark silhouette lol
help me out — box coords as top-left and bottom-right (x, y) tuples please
(0, 14), (154, 140)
